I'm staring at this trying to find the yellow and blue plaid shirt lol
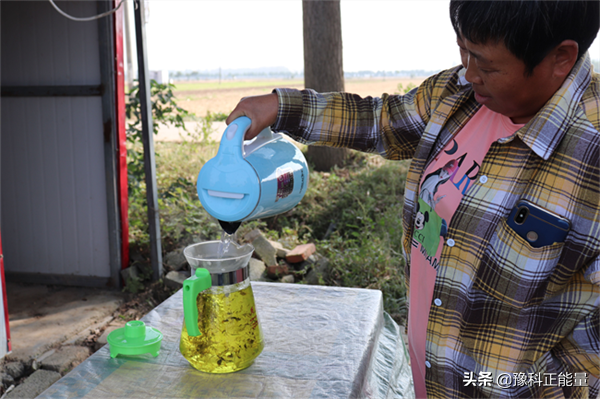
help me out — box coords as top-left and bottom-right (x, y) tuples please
(273, 54), (599, 398)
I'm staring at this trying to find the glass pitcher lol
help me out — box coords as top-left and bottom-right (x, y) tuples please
(181, 241), (264, 373)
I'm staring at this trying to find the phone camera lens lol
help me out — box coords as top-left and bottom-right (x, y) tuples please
(526, 231), (538, 242)
(515, 206), (528, 225)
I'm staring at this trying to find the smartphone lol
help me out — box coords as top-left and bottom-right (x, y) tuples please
(506, 200), (571, 248)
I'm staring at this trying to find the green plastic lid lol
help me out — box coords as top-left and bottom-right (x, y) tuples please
(106, 320), (163, 358)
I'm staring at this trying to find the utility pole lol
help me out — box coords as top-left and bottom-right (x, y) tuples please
(302, 0), (349, 171)
(133, 0), (163, 281)
(123, 0), (134, 89)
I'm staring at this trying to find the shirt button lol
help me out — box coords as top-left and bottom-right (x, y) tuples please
(434, 298), (442, 306)
(447, 238), (455, 247)
(479, 175), (488, 184)
(425, 361), (432, 368)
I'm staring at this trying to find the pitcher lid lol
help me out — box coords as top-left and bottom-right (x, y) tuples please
(107, 321), (163, 358)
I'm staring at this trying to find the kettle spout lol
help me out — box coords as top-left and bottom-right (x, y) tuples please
(219, 220), (241, 235)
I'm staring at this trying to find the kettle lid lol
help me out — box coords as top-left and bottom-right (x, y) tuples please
(197, 117), (260, 222)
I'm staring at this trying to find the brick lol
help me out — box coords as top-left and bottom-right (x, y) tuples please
(266, 263), (289, 279)
(286, 243), (316, 263)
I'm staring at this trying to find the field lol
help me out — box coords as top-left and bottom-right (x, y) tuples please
(171, 77), (426, 118)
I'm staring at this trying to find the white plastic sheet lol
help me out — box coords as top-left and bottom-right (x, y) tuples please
(39, 282), (414, 398)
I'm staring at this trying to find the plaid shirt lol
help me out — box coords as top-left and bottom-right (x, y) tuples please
(272, 54), (599, 398)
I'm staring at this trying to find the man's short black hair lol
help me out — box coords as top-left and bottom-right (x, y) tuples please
(450, 0), (600, 75)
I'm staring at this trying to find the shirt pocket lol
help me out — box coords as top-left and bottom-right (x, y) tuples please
(474, 218), (565, 309)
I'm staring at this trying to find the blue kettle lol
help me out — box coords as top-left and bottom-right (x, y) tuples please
(197, 117), (309, 232)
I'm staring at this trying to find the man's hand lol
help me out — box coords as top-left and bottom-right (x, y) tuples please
(226, 92), (278, 140)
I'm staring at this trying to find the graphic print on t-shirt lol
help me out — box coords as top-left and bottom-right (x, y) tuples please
(407, 106), (524, 399)
(413, 159), (457, 258)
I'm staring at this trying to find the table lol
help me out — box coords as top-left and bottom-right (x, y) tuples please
(39, 282), (414, 398)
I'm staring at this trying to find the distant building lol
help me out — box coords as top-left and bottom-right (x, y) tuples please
(149, 70), (169, 84)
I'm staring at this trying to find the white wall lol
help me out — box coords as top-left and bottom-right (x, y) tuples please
(1, 1), (111, 279)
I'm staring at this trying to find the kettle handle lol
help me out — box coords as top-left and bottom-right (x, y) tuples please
(217, 116), (253, 157)
(182, 268), (212, 337)
(219, 117), (275, 155)
(254, 126), (274, 141)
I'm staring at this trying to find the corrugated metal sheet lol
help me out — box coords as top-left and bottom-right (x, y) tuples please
(1, 1), (111, 279)
(2, 97), (110, 277)
(1, 0), (101, 86)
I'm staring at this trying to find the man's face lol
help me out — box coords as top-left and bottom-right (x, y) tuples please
(462, 38), (561, 124)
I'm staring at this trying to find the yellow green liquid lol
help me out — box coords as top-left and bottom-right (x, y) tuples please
(180, 282), (264, 373)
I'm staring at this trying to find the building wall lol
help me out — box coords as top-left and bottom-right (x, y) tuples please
(1, 1), (112, 280)
(2, 1), (102, 86)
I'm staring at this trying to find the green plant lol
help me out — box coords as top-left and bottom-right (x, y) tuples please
(182, 110), (229, 142)
(122, 276), (145, 294)
(126, 80), (196, 245)
(395, 82), (417, 95)
(205, 110), (228, 122)
(125, 80), (192, 195)
(314, 159), (409, 323)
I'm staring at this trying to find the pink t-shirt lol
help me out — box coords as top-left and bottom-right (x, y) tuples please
(408, 106), (524, 398)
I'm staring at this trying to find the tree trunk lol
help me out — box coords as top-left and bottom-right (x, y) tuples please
(302, 0), (349, 171)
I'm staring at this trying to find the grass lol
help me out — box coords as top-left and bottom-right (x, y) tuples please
(298, 155), (409, 322)
(128, 116), (409, 325)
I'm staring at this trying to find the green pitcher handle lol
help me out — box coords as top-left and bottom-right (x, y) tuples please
(182, 268), (212, 337)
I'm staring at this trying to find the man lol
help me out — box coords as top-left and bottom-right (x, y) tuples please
(226, 1), (599, 397)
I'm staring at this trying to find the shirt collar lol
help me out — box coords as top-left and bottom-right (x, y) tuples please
(457, 67), (469, 87)
(516, 53), (593, 160)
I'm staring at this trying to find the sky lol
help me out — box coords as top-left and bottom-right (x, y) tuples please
(133, 0), (600, 74)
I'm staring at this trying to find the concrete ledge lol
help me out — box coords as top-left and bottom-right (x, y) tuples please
(40, 346), (90, 374)
(5, 369), (61, 399)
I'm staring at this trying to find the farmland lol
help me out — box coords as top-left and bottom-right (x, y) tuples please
(170, 77), (426, 118)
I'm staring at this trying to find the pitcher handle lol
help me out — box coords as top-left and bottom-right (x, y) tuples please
(182, 268), (212, 337)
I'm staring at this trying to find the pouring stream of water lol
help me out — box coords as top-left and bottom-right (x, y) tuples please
(217, 231), (234, 259)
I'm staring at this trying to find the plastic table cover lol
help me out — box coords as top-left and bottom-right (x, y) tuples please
(39, 282), (415, 398)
